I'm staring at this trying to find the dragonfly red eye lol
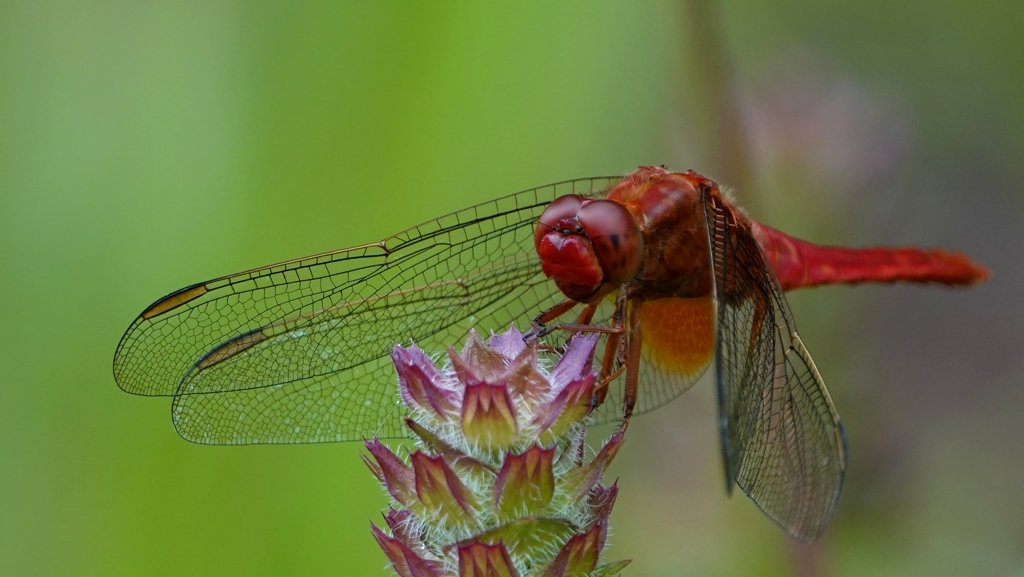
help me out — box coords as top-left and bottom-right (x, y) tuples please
(534, 195), (584, 245)
(577, 199), (644, 285)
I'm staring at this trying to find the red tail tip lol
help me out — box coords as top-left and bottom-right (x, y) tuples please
(946, 251), (991, 286)
(967, 261), (991, 285)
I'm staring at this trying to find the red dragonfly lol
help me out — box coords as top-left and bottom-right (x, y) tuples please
(113, 166), (987, 541)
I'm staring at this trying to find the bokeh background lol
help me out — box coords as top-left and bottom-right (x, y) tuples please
(1, 2), (1021, 575)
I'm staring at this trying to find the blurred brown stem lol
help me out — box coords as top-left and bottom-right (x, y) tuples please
(681, 0), (753, 196)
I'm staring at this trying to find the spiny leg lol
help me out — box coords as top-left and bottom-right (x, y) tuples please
(556, 302), (602, 354)
(574, 302), (598, 326)
(529, 299), (579, 339)
(530, 299), (615, 339)
(590, 288), (630, 409)
(620, 299), (643, 432)
(529, 301), (604, 355)
(592, 339), (621, 407)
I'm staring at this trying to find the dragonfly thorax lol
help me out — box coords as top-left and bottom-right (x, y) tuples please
(603, 168), (717, 300)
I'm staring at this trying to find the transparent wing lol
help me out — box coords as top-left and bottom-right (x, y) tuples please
(113, 177), (620, 444)
(705, 195), (848, 542)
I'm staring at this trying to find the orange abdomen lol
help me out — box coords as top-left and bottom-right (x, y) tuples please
(640, 295), (716, 381)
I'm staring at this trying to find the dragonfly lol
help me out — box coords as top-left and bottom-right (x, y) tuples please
(113, 166), (988, 541)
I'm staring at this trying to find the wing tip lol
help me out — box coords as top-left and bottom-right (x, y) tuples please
(113, 281), (211, 395)
(111, 348), (170, 397)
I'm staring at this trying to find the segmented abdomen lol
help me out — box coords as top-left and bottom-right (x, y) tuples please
(751, 222), (990, 291)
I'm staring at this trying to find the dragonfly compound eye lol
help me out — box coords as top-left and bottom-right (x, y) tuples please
(577, 199), (645, 285)
(535, 195), (583, 240)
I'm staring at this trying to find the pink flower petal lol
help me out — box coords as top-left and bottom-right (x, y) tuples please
(383, 509), (421, 549)
(587, 482), (619, 523)
(411, 451), (477, 520)
(457, 541), (519, 577)
(405, 418), (498, 476)
(392, 345), (457, 418)
(371, 523), (443, 577)
(548, 333), (598, 392)
(364, 438), (416, 506)
(503, 343), (549, 402)
(489, 326), (526, 359)
(532, 375), (595, 436)
(563, 430), (624, 500)
(459, 330), (507, 382)
(493, 445), (556, 515)
(448, 345), (480, 385)
(462, 382), (518, 450)
(540, 519), (608, 577)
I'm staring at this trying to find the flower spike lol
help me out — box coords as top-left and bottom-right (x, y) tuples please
(366, 327), (630, 576)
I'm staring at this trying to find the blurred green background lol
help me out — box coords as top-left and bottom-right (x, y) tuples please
(1, 1), (1021, 575)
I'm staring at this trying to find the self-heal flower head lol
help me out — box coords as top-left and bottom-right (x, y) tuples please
(365, 327), (631, 576)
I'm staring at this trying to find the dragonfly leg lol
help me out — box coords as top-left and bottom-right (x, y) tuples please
(528, 299), (579, 338)
(552, 328), (625, 408)
(546, 293), (623, 336)
(548, 322), (622, 335)
(532, 302), (605, 355)
(620, 299), (644, 430)
(530, 289), (635, 415)
(589, 289), (628, 409)
(545, 302), (603, 353)
(591, 365), (625, 409)
(574, 302), (598, 325)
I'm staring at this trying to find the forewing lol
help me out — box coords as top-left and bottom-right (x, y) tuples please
(113, 177), (619, 444)
(705, 195), (847, 541)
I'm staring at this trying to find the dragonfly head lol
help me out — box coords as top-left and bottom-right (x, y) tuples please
(535, 194), (645, 303)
